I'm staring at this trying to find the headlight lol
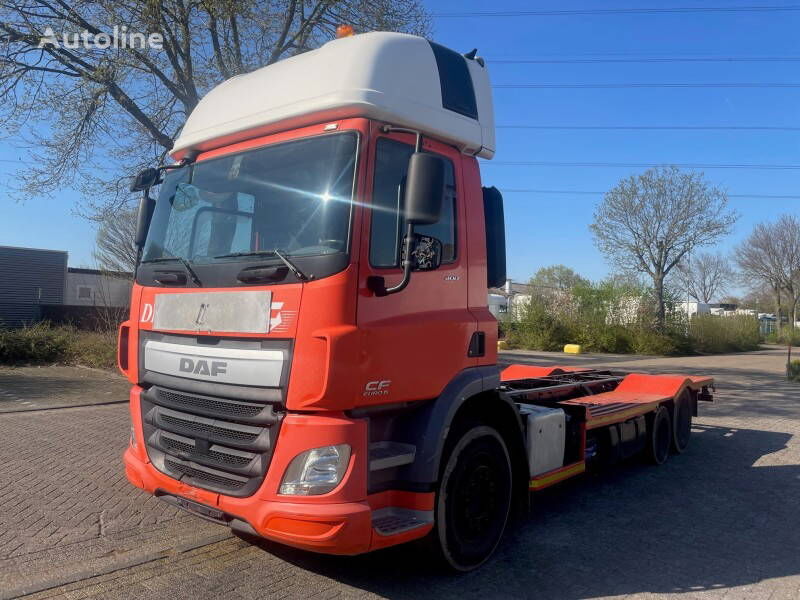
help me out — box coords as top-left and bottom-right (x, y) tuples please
(279, 444), (351, 496)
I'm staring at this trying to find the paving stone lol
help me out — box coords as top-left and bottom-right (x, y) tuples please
(1, 349), (799, 599)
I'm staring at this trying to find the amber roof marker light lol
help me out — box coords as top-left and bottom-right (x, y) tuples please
(336, 24), (355, 38)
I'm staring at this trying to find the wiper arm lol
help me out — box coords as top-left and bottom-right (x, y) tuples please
(214, 249), (310, 281)
(273, 249), (310, 281)
(141, 256), (203, 286)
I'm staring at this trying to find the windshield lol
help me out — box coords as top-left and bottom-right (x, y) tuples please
(142, 132), (357, 264)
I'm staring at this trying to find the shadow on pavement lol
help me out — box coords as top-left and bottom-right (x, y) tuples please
(245, 424), (799, 599)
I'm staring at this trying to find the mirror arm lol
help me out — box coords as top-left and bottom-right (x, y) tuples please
(381, 125), (423, 152)
(369, 223), (415, 297)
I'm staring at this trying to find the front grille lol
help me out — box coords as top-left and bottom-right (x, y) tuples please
(162, 434), (194, 455)
(142, 385), (282, 497)
(165, 458), (248, 490)
(160, 413), (260, 444)
(208, 448), (252, 467)
(156, 388), (268, 420)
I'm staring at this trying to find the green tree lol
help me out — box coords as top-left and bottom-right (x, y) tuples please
(529, 264), (588, 293)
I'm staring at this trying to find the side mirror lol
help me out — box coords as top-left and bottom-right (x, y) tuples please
(134, 193), (156, 249)
(130, 168), (162, 192)
(404, 152), (445, 225)
(368, 152), (445, 297)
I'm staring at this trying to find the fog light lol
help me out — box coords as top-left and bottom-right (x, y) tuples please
(279, 444), (351, 495)
(130, 426), (138, 449)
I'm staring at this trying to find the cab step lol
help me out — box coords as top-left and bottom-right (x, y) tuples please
(369, 441), (416, 471)
(372, 507), (432, 536)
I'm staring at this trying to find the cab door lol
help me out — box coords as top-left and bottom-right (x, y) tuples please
(355, 128), (476, 408)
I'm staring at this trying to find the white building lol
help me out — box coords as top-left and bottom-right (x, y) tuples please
(488, 293), (508, 318)
(677, 300), (777, 336)
(676, 301), (712, 317)
(488, 279), (532, 320)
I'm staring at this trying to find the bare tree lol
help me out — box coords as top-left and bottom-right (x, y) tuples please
(0, 1), (430, 219)
(590, 166), (737, 329)
(94, 204), (137, 273)
(737, 215), (800, 330)
(775, 215), (800, 328)
(676, 252), (733, 303)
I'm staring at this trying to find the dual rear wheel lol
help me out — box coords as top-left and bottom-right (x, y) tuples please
(647, 391), (693, 465)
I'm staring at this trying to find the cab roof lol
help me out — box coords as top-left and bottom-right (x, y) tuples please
(170, 32), (495, 161)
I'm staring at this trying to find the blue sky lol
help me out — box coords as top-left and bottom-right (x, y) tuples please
(2, 1), (798, 289)
(428, 1), (799, 286)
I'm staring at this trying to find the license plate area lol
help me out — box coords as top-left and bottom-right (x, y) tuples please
(159, 493), (227, 523)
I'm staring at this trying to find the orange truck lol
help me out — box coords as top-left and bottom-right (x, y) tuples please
(119, 31), (714, 571)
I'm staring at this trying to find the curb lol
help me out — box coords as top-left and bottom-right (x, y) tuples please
(0, 399), (128, 415)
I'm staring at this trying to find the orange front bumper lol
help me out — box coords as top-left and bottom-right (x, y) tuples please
(125, 445), (379, 554)
(124, 385), (433, 555)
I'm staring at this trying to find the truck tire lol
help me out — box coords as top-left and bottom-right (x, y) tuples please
(430, 425), (512, 572)
(647, 405), (672, 465)
(671, 391), (692, 454)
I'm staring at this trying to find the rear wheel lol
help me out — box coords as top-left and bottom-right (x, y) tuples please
(671, 391), (692, 454)
(430, 425), (512, 572)
(647, 405), (672, 465)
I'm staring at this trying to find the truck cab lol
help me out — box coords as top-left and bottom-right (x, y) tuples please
(122, 32), (511, 568)
(121, 31), (713, 572)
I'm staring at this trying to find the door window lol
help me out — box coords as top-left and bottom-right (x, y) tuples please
(370, 138), (457, 268)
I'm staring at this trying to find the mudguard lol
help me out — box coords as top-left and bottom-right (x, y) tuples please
(392, 365), (524, 486)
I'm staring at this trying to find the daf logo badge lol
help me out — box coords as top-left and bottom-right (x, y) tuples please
(179, 358), (227, 376)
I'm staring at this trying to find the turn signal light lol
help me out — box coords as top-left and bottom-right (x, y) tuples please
(117, 323), (130, 373)
(336, 24), (355, 38)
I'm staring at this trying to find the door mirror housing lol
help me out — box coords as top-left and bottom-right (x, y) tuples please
(130, 167), (162, 192)
(134, 193), (156, 249)
(404, 152), (445, 225)
(368, 151), (446, 297)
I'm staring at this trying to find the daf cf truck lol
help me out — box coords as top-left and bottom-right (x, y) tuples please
(120, 31), (714, 571)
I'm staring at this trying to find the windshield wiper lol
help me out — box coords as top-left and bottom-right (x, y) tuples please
(214, 249), (310, 281)
(215, 250), (278, 259)
(274, 249), (310, 281)
(141, 256), (203, 286)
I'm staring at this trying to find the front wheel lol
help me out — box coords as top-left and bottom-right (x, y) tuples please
(429, 425), (512, 572)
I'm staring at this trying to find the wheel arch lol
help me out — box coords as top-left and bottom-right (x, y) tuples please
(444, 391), (530, 510)
(393, 366), (528, 504)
